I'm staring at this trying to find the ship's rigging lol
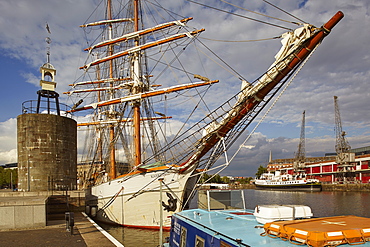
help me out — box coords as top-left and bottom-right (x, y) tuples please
(65, 1), (343, 192)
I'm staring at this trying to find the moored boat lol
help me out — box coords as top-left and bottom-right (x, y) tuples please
(254, 171), (322, 191)
(165, 190), (370, 247)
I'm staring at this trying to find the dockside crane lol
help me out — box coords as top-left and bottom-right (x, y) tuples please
(294, 111), (306, 175)
(334, 96), (355, 182)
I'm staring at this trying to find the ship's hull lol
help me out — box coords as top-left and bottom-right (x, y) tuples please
(254, 181), (322, 191)
(86, 169), (195, 229)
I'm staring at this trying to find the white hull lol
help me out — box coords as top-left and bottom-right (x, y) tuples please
(254, 179), (322, 191)
(254, 172), (322, 191)
(86, 169), (195, 229)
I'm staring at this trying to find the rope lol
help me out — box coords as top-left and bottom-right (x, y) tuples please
(220, 0), (301, 26)
(219, 43), (321, 170)
(263, 0), (307, 24)
(199, 36), (280, 43)
(99, 186), (124, 211)
(185, 0), (292, 31)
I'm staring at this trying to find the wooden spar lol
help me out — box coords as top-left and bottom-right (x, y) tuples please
(80, 29), (205, 70)
(77, 116), (172, 127)
(107, 0), (116, 180)
(80, 18), (133, 27)
(179, 11), (344, 172)
(69, 77), (132, 87)
(64, 82), (134, 95)
(84, 18), (193, 52)
(67, 80), (219, 113)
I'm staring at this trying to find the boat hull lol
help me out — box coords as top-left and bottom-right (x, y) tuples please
(254, 182), (322, 191)
(168, 209), (370, 247)
(86, 169), (194, 229)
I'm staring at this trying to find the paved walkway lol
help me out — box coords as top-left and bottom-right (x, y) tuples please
(0, 212), (121, 247)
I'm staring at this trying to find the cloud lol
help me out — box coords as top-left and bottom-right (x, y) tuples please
(0, 0), (369, 178)
(0, 118), (17, 164)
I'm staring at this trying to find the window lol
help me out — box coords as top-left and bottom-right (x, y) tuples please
(195, 235), (205, 247)
(220, 240), (233, 247)
(180, 227), (187, 247)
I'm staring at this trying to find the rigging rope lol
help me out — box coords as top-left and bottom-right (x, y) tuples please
(226, 43), (320, 169)
(195, 38), (248, 82)
(185, 0), (292, 31)
(220, 0), (301, 26)
(263, 0), (307, 24)
(199, 36), (280, 43)
(186, 41), (320, 188)
(184, 42), (321, 209)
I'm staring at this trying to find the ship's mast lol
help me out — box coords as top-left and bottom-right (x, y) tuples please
(133, 0), (142, 166)
(108, 0), (116, 179)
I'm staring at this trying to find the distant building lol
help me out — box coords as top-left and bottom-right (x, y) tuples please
(267, 146), (370, 183)
(0, 163), (17, 169)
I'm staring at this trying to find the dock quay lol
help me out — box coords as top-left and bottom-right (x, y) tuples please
(0, 190), (123, 246)
(0, 212), (122, 247)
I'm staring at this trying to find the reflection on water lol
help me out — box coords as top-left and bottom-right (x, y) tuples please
(99, 190), (370, 247)
(97, 223), (170, 247)
(244, 190), (370, 218)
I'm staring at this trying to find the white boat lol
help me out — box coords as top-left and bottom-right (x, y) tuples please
(254, 171), (322, 191)
(67, 1), (342, 229)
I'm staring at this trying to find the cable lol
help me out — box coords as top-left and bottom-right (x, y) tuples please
(263, 0), (307, 24)
(185, 0), (292, 31)
(227, 44), (320, 167)
(220, 0), (301, 25)
(199, 36), (280, 43)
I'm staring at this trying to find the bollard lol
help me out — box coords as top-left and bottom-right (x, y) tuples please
(65, 212), (75, 235)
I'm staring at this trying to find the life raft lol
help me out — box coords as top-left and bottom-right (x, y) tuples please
(262, 215), (370, 247)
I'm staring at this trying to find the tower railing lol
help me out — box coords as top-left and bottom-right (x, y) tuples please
(21, 99), (72, 117)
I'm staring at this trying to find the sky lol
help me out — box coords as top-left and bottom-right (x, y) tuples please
(0, 0), (369, 177)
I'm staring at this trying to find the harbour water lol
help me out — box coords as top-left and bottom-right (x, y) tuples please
(99, 189), (370, 247)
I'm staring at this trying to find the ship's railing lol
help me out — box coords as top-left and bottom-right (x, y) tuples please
(21, 100), (72, 117)
(198, 189), (246, 211)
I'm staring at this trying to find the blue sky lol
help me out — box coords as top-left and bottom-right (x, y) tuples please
(0, 56), (37, 121)
(0, 0), (369, 177)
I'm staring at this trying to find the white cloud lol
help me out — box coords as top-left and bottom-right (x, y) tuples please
(0, 118), (17, 164)
(0, 0), (369, 177)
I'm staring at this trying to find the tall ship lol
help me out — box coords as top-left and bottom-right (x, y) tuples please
(65, 0), (343, 229)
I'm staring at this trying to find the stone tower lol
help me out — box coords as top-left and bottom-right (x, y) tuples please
(17, 38), (77, 191)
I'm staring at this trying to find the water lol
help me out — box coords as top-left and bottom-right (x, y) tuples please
(99, 189), (370, 247)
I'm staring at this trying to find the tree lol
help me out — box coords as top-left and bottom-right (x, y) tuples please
(199, 173), (229, 184)
(235, 177), (253, 184)
(255, 165), (268, 178)
(0, 167), (4, 188)
(221, 176), (230, 184)
(0, 168), (18, 189)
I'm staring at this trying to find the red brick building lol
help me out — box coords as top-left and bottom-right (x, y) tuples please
(267, 147), (370, 183)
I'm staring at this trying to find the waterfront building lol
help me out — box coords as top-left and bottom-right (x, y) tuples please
(267, 146), (370, 183)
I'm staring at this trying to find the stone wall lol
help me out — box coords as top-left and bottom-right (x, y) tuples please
(17, 114), (77, 191)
